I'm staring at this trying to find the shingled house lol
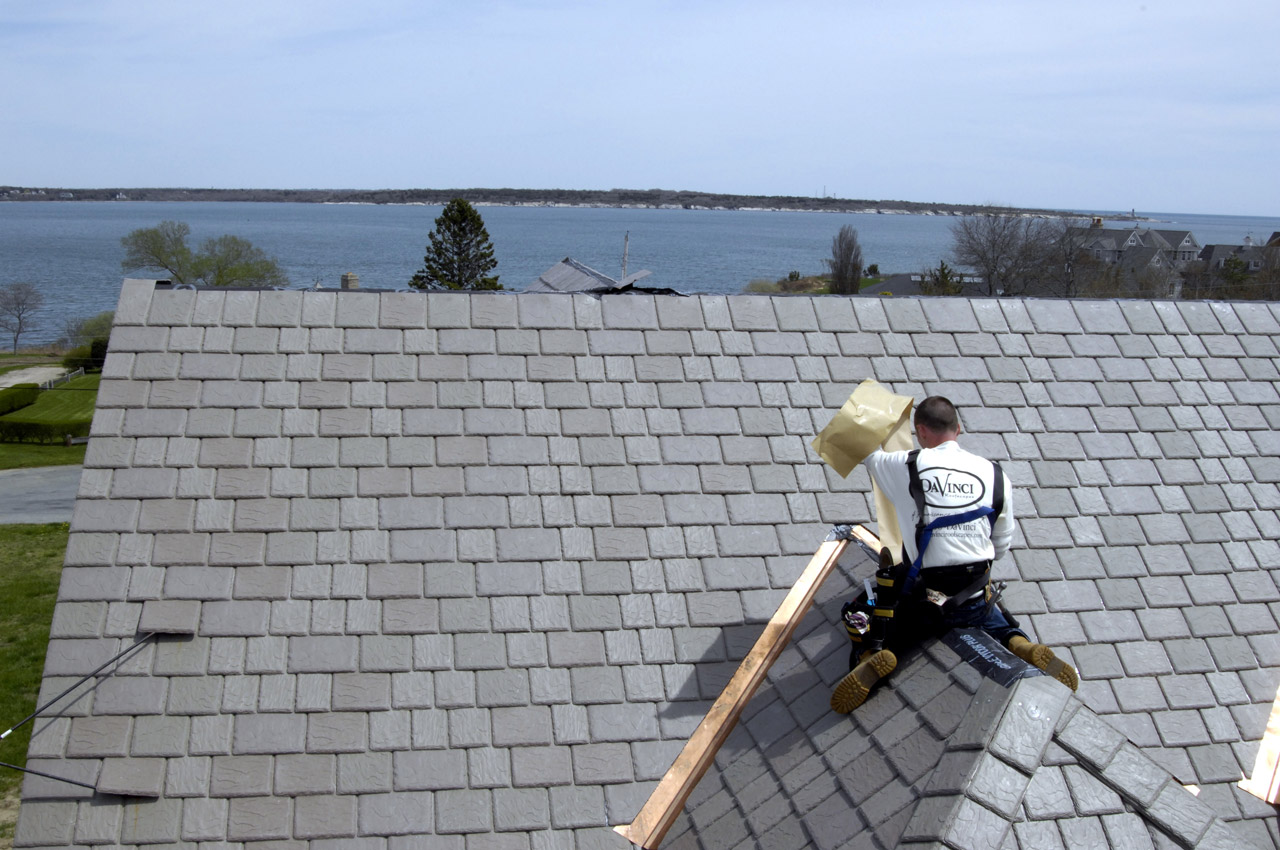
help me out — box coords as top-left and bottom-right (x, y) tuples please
(1074, 223), (1203, 268)
(14, 281), (1280, 849)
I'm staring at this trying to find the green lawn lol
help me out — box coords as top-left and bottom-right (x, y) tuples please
(744, 274), (888, 294)
(0, 374), (100, 426)
(0, 443), (86, 471)
(0, 523), (66, 796)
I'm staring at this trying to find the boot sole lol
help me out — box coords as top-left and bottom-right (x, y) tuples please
(1028, 644), (1078, 692)
(830, 650), (897, 714)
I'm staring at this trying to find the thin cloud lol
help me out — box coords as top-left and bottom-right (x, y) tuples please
(2, 0), (1277, 214)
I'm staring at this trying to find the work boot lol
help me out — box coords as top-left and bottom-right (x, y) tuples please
(830, 649), (897, 714)
(1007, 635), (1078, 691)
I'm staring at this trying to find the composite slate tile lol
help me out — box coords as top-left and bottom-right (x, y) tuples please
(1118, 301), (1165, 334)
(1027, 300), (1084, 334)
(24, 284), (1280, 850)
(1070, 301), (1129, 335)
(722, 296), (775, 331)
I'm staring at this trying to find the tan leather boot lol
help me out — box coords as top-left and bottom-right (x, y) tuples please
(830, 649), (897, 714)
(1008, 635), (1078, 691)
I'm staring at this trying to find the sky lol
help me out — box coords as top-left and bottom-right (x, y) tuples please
(2, 0), (1277, 217)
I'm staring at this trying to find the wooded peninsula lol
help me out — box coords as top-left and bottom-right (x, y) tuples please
(1, 186), (1074, 217)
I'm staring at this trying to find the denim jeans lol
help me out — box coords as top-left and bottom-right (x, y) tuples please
(941, 595), (1026, 646)
(843, 587), (1027, 667)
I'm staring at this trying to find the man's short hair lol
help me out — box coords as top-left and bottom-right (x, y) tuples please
(915, 396), (959, 433)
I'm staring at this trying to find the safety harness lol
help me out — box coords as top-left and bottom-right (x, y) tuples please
(901, 449), (1005, 607)
(843, 450), (1007, 659)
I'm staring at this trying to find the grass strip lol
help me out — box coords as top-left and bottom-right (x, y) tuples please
(0, 444), (86, 471)
(0, 355), (64, 378)
(0, 375), (100, 427)
(0, 523), (66, 796)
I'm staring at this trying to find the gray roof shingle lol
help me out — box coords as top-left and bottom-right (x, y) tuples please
(14, 281), (1277, 849)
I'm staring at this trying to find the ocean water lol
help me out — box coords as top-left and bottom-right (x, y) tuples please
(1, 201), (1277, 346)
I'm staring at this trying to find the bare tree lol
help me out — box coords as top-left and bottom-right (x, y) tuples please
(826, 225), (863, 294)
(950, 212), (1051, 297)
(1033, 217), (1101, 298)
(1134, 263), (1181, 299)
(0, 282), (44, 353)
(60, 311), (115, 348)
(1257, 242), (1280, 300)
(1177, 260), (1214, 300)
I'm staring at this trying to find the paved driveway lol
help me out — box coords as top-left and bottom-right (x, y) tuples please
(0, 465), (82, 524)
(0, 365), (67, 389)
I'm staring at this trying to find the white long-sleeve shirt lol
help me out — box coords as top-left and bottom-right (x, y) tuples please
(864, 441), (1014, 568)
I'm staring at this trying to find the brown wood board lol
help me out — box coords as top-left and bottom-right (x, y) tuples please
(1240, 680), (1280, 804)
(613, 524), (880, 848)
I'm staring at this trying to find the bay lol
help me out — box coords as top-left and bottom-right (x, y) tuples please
(1, 200), (1277, 347)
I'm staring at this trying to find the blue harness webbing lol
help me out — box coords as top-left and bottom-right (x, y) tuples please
(901, 449), (1003, 597)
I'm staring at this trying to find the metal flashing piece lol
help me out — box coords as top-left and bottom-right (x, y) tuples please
(941, 628), (1043, 688)
(826, 523), (855, 541)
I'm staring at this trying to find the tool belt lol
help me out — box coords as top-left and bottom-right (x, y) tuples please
(843, 451), (1005, 654)
(841, 556), (995, 649)
(920, 561), (992, 604)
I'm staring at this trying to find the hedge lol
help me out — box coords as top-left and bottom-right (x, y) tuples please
(63, 338), (109, 373)
(0, 419), (91, 444)
(0, 384), (39, 417)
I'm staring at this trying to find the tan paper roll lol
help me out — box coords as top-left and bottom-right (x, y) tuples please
(811, 379), (915, 553)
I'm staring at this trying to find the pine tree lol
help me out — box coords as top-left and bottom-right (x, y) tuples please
(410, 199), (501, 290)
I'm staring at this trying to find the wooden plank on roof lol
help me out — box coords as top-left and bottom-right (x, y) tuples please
(1240, 680), (1280, 804)
(613, 524), (881, 849)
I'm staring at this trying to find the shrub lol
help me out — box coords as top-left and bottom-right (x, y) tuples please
(62, 345), (91, 371)
(0, 418), (91, 443)
(0, 383), (39, 416)
(921, 260), (963, 296)
(62, 337), (108, 372)
(0, 373), (98, 443)
(781, 276), (819, 292)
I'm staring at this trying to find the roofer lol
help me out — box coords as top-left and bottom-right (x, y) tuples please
(831, 395), (1078, 714)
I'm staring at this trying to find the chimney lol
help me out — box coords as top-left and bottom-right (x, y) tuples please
(340, 272), (360, 290)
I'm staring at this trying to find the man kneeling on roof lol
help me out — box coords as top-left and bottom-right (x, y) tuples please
(832, 396), (1078, 714)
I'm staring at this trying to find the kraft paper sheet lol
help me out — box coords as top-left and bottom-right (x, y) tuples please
(811, 379), (915, 554)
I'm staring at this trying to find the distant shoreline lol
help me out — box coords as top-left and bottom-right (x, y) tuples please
(1, 186), (1144, 220)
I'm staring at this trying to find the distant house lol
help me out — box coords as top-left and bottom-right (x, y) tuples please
(525, 257), (655, 294)
(1199, 233), (1278, 272)
(1072, 218), (1201, 268)
(1114, 244), (1176, 279)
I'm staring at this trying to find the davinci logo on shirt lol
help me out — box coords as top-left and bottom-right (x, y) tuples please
(920, 467), (985, 509)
